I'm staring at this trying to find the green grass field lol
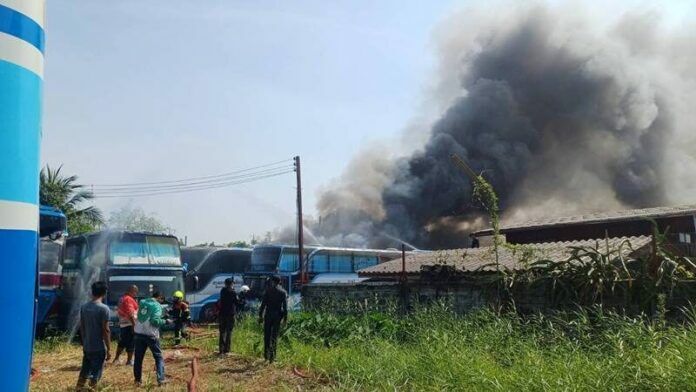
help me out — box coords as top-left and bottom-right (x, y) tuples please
(236, 305), (696, 391)
(33, 305), (696, 391)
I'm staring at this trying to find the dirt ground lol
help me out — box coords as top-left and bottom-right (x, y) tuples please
(30, 329), (325, 391)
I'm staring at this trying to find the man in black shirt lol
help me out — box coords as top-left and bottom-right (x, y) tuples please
(258, 275), (288, 363)
(217, 278), (238, 355)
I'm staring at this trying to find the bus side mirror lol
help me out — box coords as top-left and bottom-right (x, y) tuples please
(193, 275), (199, 290)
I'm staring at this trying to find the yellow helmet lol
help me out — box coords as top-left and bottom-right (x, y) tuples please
(173, 290), (184, 299)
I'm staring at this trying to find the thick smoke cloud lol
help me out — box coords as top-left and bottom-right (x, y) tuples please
(291, 4), (696, 249)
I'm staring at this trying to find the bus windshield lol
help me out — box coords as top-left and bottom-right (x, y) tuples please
(249, 247), (281, 272)
(39, 239), (62, 273)
(110, 235), (181, 266)
(181, 247), (215, 271)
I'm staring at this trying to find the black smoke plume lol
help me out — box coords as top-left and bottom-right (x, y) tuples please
(293, 4), (696, 249)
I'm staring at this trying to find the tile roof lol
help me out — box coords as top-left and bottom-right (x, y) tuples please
(358, 236), (652, 276)
(474, 205), (696, 236)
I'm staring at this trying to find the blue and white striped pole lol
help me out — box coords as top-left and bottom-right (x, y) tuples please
(0, 0), (45, 390)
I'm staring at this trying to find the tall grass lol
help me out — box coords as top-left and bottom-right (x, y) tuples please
(225, 305), (696, 391)
(33, 306), (696, 390)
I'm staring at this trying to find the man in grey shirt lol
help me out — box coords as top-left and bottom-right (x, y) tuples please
(76, 281), (111, 391)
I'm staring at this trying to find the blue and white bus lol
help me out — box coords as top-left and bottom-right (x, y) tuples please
(36, 205), (67, 335)
(244, 245), (403, 308)
(60, 230), (185, 332)
(182, 247), (252, 322)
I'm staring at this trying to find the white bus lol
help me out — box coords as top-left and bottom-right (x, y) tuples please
(182, 247), (251, 322)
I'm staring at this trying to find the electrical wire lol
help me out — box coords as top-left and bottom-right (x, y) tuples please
(92, 165), (294, 192)
(93, 170), (293, 198)
(90, 158), (296, 198)
(90, 158), (293, 187)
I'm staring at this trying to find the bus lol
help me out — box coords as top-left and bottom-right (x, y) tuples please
(182, 247), (252, 322)
(36, 205), (67, 335)
(60, 230), (185, 333)
(244, 245), (403, 308)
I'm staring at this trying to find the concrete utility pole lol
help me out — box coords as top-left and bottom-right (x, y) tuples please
(294, 156), (306, 283)
(0, 1), (46, 390)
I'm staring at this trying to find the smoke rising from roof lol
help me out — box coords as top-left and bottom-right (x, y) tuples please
(295, 3), (696, 249)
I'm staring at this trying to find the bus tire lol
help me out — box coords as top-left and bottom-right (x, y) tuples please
(200, 304), (217, 323)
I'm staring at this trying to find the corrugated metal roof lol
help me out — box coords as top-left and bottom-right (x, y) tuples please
(474, 205), (696, 236)
(358, 236), (652, 276)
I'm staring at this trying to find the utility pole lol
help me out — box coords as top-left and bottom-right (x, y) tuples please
(294, 156), (306, 283)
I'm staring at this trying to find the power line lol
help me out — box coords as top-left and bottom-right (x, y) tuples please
(90, 158), (296, 198)
(93, 170), (293, 198)
(92, 165), (294, 192)
(90, 158), (293, 188)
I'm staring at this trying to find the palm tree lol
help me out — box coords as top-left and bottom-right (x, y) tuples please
(40, 165), (104, 235)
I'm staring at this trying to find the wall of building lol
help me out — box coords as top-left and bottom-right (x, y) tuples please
(302, 279), (696, 316)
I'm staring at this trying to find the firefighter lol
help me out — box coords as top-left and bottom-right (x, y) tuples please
(169, 290), (190, 346)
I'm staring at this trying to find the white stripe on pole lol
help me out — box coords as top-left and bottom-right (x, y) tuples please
(0, 0), (45, 28)
(0, 31), (43, 77)
(0, 200), (38, 231)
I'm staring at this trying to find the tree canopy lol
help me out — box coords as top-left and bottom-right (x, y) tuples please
(108, 206), (173, 234)
(40, 165), (104, 235)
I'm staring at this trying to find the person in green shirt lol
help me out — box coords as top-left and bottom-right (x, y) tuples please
(133, 292), (169, 386)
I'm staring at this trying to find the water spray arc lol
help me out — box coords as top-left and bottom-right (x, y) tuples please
(0, 1), (45, 390)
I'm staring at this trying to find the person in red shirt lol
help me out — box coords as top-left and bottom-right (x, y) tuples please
(113, 285), (139, 365)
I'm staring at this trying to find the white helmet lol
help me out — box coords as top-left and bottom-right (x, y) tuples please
(240, 285), (250, 293)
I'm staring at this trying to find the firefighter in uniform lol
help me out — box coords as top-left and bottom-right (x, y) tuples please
(169, 291), (190, 346)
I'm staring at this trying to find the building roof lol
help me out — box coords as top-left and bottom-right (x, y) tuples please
(358, 236), (652, 276)
(474, 205), (696, 236)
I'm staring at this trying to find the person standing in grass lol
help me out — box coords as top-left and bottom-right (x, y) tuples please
(217, 278), (239, 355)
(133, 291), (168, 386)
(113, 284), (139, 365)
(258, 275), (288, 363)
(76, 281), (111, 391)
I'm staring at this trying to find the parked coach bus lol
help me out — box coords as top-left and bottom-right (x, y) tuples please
(60, 230), (185, 332)
(182, 247), (251, 322)
(244, 245), (403, 309)
(36, 205), (67, 335)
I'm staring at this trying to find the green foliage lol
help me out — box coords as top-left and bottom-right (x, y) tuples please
(40, 165), (103, 235)
(227, 240), (252, 248)
(478, 225), (696, 312)
(37, 307), (696, 391)
(107, 206), (173, 234)
(226, 306), (696, 391)
(471, 172), (501, 271)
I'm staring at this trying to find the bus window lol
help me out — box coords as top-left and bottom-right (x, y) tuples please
(181, 248), (212, 271)
(110, 235), (180, 265)
(39, 240), (63, 273)
(146, 236), (180, 265)
(354, 255), (378, 271)
(331, 254), (353, 273)
(110, 241), (149, 264)
(279, 251), (299, 272)
(309, 254), (329, 273)
(63, 241), (85, 267)
(250, 247), (281, 272)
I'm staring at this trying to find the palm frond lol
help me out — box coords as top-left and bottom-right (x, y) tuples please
(40, 164), (103, 233)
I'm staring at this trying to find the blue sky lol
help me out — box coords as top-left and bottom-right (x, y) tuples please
(41, 0), (695, 244)
(42, 0), (457, 243)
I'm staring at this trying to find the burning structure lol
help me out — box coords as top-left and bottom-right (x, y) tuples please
(298, 4), (696, 250)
